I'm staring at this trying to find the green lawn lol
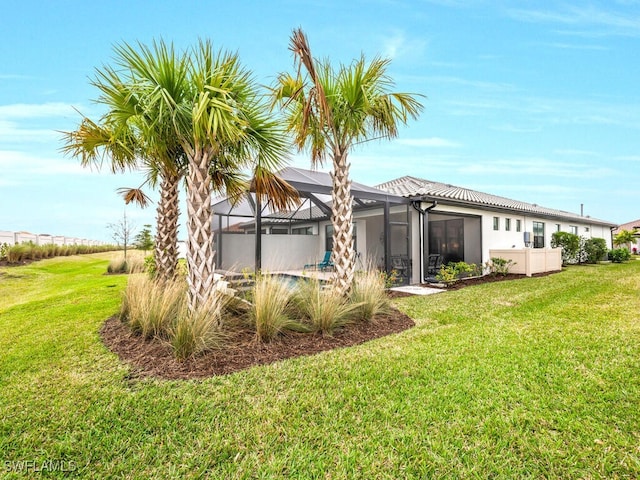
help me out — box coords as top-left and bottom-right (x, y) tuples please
(1, 254), (639, 478)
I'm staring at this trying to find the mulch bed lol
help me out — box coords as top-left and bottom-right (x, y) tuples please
(101, 308), (415, 381)
(101, 271), (562, 380)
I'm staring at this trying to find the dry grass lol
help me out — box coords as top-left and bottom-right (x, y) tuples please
(248, 274), (307, 342)
(350, 269), (391, 321)
(169, 291), (230, 360)
(107, 252), (146, 274)
(293, 278), (359, 334)
(120, 275), (186, 339)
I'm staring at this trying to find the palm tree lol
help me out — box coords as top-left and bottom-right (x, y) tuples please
(271, 29), (423, 295)
(181, 41), (297, 311)
(614, 229), (636, 251)
(61, 42), (188, 281)
(113, 40), (296, 311)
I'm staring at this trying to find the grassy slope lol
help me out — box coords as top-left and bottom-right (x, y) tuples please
(0, 255), (639, 478)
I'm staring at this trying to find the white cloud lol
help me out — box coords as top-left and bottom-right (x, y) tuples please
(0, 150), (90, 176)
(0, 120), (59, 143)
(489, 124), (541, 133)
(464, 158), (617, 179)
(508, 5), (640, 37)
(553, 149), (599, 157)
(422, 75), (516, 92)
(532, 41), (608, 51)
(0, 102), (76, 119)
(617, 155), (640, 162)
(380, 31), (427, 60)
(0, 74), (31, 80)
(396, 137), (461, 148)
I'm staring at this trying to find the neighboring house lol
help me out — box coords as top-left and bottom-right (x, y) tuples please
(612, 219), (640, 252)
(212, 168), (616, 284)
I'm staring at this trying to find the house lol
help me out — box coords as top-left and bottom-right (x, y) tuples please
(212, 168), (616, 284)
(612, 219), (640, 253)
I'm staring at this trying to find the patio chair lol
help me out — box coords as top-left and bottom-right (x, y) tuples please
(304, 251), (334, 271)
(391, 255), (410, 285)
(427, 254), (442, 275)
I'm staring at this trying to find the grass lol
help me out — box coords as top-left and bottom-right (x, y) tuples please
(1, 255), (639, 478)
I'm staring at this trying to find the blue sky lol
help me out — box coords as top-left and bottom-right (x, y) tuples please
(1, 0), (638, 242)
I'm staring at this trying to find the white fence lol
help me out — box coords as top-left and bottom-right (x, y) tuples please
(0, 230), (105, 247)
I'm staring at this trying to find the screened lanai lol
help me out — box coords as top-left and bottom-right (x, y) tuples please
(212, 167), (411, 282)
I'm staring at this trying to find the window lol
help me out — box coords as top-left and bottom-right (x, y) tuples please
(585, 227), (590, 233)
(493, 217), (499, 231)
(533, 221), (545, 248)
(516, 219), (521, 232)
(505, 218), (511, 231)
(570, 225), (578, 235)
(326, 224), (357, 252)
(292, 226), (313, 235)
(556, 224), (561, 232)
(271, 227), (289, 235)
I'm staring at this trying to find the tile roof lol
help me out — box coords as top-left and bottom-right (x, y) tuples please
(376, 175), (616, 226)
(613, 219), (640, 233)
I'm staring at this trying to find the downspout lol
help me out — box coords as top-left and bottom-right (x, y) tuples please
(610, 226), (616, 250)
(255, 195), (262, 272)
(412, 199), (437, 282)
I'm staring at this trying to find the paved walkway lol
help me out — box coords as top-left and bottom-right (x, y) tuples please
(389, 284), (445, 296)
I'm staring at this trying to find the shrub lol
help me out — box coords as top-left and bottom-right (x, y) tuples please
(0, 243), (7, 261)
(436, 261), (480, 283)
(350, 269), (391, 321)
(293, 279), (357, 335)
(379, 269), (399, 288)
(120, 275), (187, 339)
(608, 248), (631, 263)
(485, 257), (515, 276)
(169, 292), (229, 360)
(144, 255), (157, 278)
(551, 231), (580, 265)
(249, 274), (305, 342)
(583, 238), (608, 264)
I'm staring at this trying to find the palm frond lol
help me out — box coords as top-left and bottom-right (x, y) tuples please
(116, 187), (153, 208)
(251, 168), (300, 212)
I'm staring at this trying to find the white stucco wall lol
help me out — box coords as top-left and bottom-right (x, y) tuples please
(0, 231), (15, 245)
(426, 203), (613, 264)
(414, 201), (614, 282)
(0, 231), (105, 247)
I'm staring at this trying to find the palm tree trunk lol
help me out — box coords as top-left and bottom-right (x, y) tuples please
(330, 149), (356, 296)
(185, 144), (217, 311)
(154, 172), (180, 281)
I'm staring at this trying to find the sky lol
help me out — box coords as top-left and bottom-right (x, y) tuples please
(1, 0), (639, 242)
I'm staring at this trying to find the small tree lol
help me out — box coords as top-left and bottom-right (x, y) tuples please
(583, 237), (608, 264)
(551, 231), (580, 265)
(108, 210), (136, 261)
(135, 224), (154, 254)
